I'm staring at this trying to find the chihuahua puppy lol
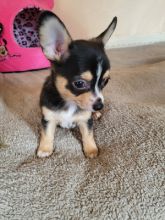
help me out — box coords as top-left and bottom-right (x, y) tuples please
(37, 11), (117, 158)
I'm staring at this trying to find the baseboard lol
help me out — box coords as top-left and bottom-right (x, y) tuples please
(106, 33), (165, 49)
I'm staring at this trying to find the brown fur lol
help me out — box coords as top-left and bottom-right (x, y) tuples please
(55, 75), (95, 110)
(37, 11), (117, 159)
(73, 110), (91, 123)
(37, 107), (57, 157)
(103, 70), (110, 79)
(81, 71), (93, 81)
(37, 106), (93, 158)
(78, 121), (98, 158)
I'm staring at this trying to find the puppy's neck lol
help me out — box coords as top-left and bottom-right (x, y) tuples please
(64, 101), (78, 113)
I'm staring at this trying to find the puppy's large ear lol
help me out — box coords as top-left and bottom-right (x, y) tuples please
(38, 11), (72, 61)
(95, 17), (117, 46)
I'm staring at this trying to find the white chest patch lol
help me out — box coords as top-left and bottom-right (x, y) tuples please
(56, 104), (77, 129)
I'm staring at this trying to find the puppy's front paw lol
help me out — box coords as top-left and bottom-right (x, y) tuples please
(92, 111), (102, 120)
(37, 147), (53, 158)
(84, 147), (98, 159)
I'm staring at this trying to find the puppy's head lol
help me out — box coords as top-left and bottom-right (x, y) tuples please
(39, 11), (117, 111)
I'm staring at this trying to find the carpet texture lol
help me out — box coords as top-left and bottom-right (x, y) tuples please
(0, 43), (165, 219)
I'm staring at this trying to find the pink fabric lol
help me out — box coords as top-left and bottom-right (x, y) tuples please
(0, 0), (54, 72)
(13, 7), (41, 48)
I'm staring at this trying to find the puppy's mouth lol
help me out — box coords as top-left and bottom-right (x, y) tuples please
(73, 97), (104, 112)
(74, 101), (93, 112)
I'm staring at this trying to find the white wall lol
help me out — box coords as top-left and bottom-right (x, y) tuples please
(53, 0), (165, 48)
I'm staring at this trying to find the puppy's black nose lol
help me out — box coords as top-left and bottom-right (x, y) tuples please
(93, 98), (104, 111)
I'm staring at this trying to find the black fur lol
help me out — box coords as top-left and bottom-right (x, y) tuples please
(39, 11), (116, 112)
(41, 116), (48, 130)
(40, 40), (110, 110)
(40, 75), (65, 110)
(55, 40), (110, 96)
(37, 11), (117, 158)
(87, 118), (93, 130)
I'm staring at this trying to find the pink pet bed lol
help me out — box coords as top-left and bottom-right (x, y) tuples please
(0, 0), (54, 72)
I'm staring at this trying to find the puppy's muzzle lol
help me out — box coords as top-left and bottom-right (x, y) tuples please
(93, 98), (104, 111)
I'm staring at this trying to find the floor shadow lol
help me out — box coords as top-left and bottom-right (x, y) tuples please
(0, 73), (45, 136)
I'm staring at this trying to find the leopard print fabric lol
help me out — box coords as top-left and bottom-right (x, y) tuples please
(13, 7), (41, 48)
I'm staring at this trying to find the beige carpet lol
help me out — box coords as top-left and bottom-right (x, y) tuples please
(0, 43), (165, 219)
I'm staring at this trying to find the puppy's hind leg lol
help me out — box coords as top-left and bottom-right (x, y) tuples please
(37, 107), (57, 158)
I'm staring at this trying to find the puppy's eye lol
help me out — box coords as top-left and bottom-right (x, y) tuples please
(101, 77), (110, 88)
(72, 80), (88, 90)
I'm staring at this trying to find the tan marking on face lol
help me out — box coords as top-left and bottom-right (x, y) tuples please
(81, 71), (93, 81)
(75, 92), (95, 110)
(55, 75), (95, 110)
(103, 70), (110, 79)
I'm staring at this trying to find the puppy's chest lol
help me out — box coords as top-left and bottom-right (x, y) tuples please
(56, 105), (77, 129)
